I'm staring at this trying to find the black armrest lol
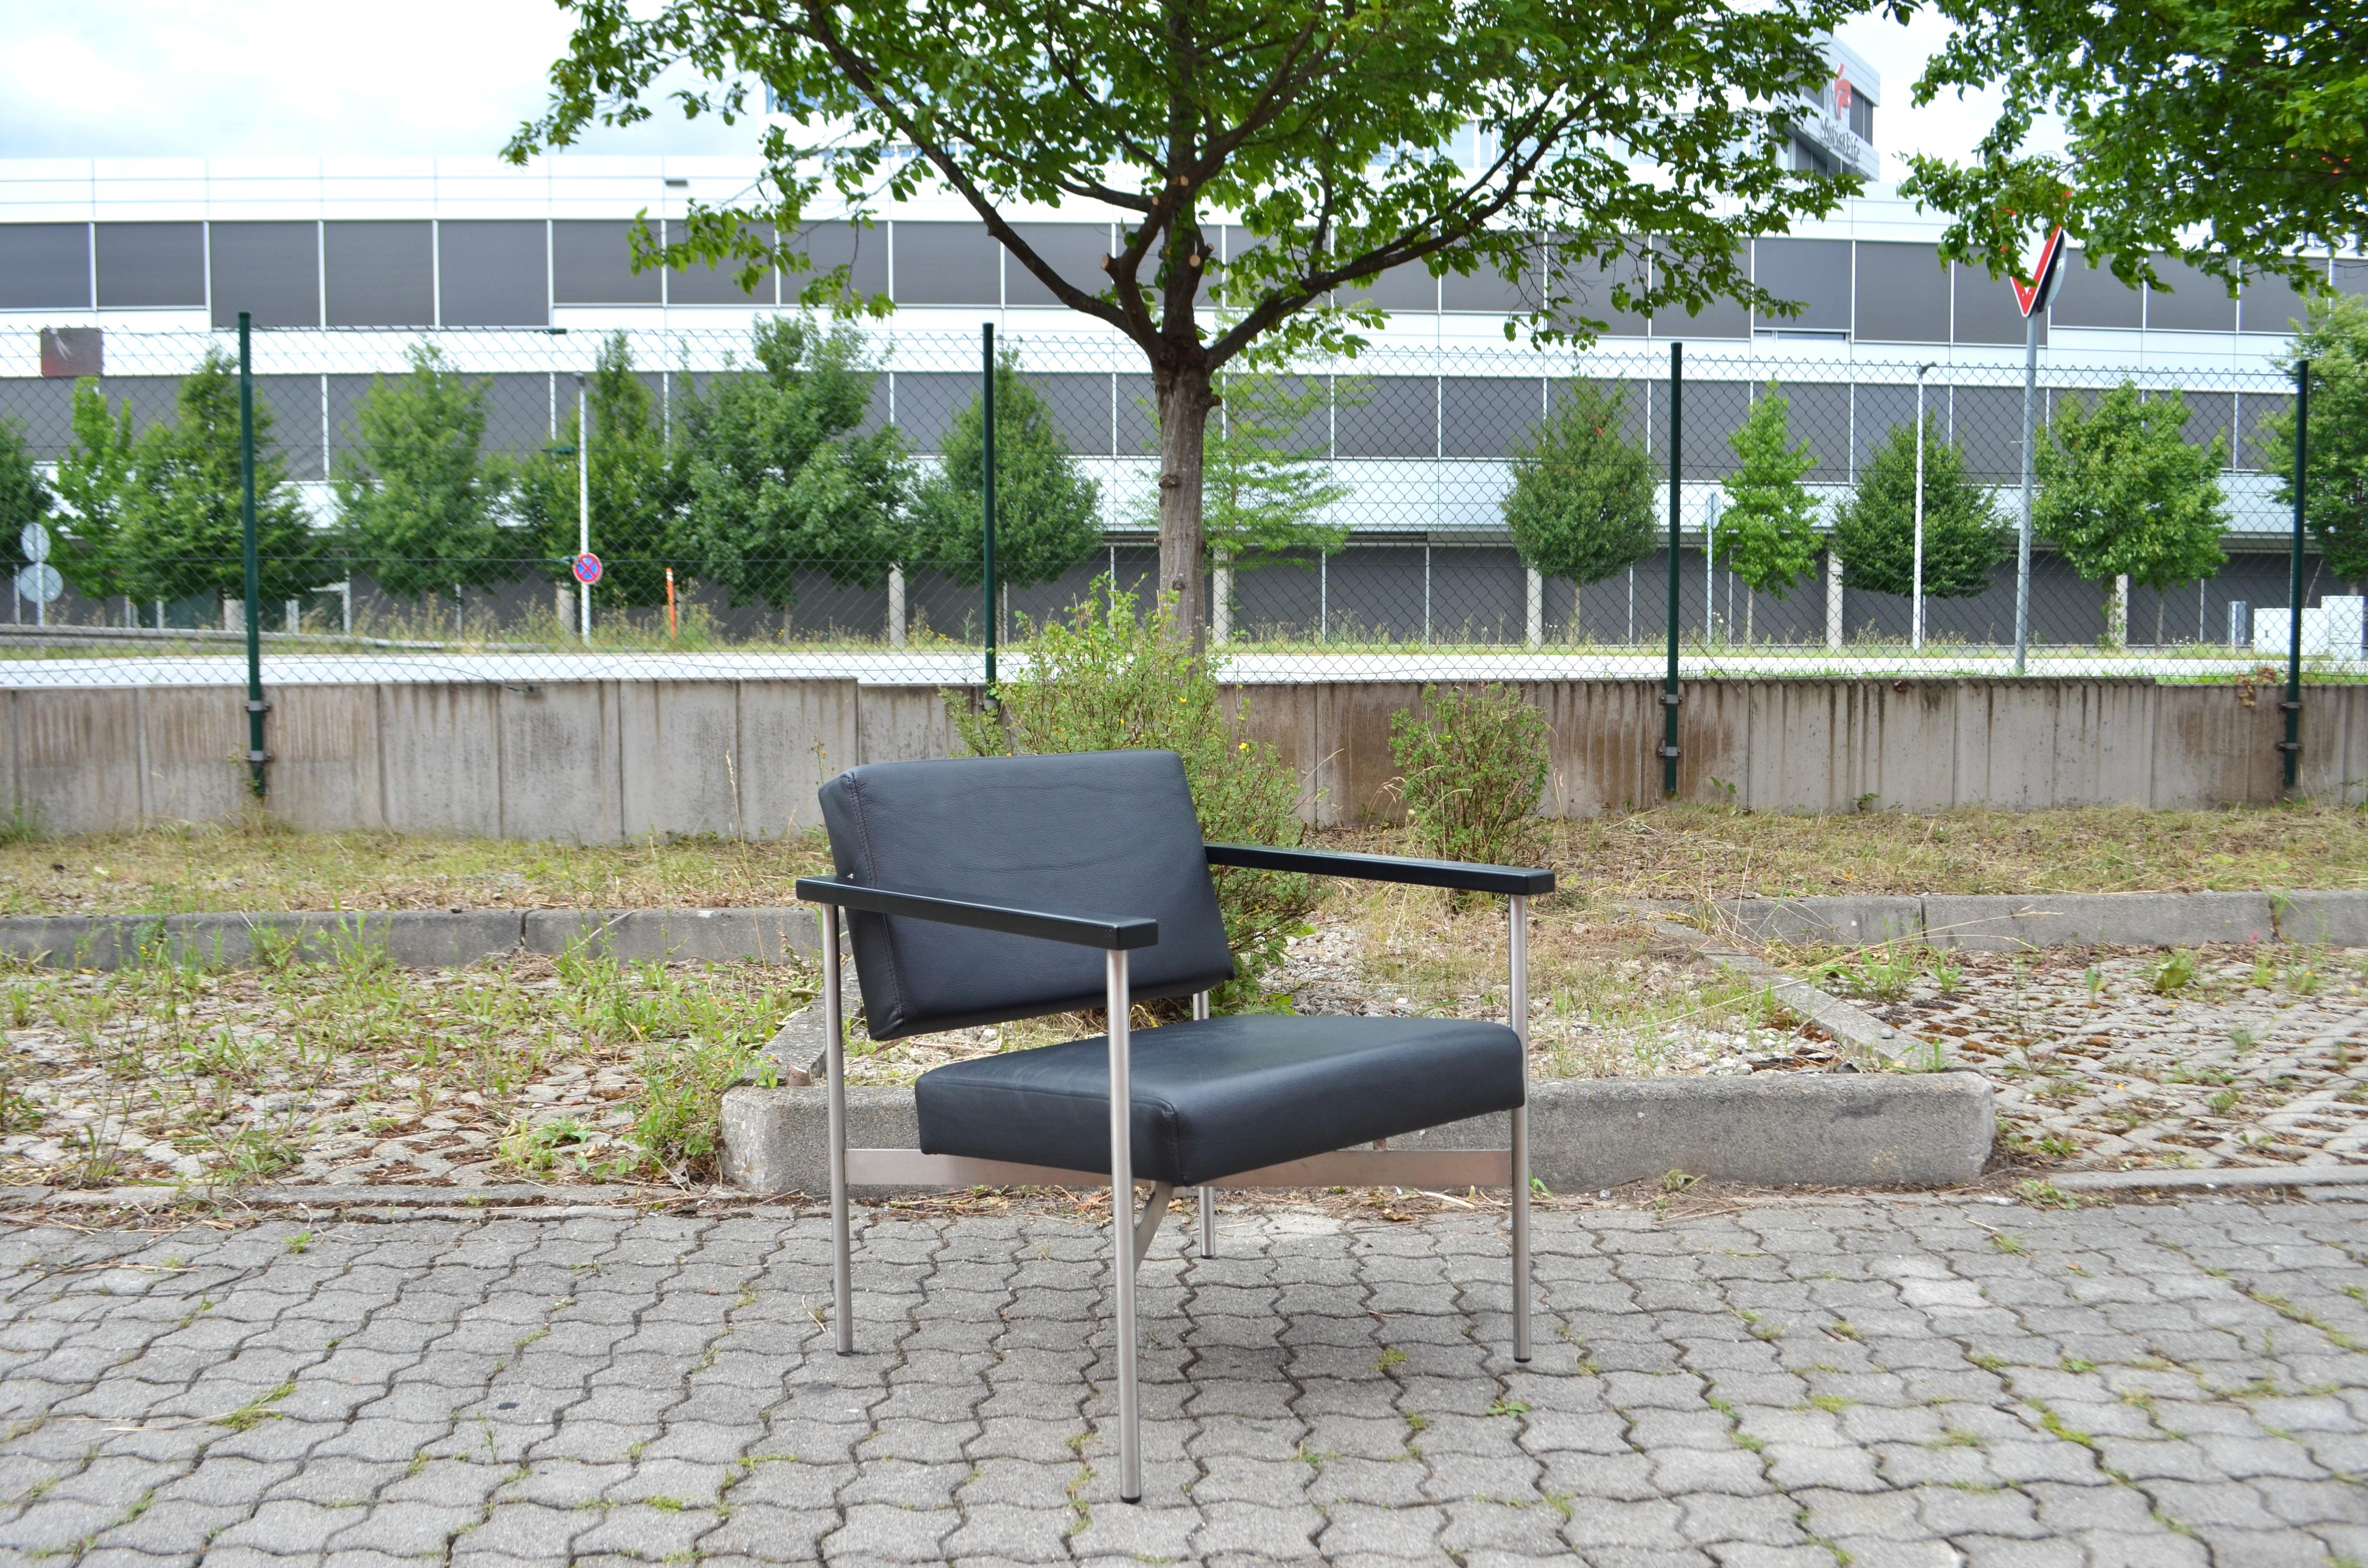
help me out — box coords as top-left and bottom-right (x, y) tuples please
(1205, 843), (1554, 896)
(794, 877), (1160, 951)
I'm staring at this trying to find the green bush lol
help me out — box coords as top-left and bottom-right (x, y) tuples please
(950, 581), (1315, 1009)
(1389, 684), (1549, 874)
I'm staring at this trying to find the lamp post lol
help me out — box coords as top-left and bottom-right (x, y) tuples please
(1912, 362), (1934, 651)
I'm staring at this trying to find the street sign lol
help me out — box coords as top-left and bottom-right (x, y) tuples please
(572, 552), (603, 586)
(16, 564), (62, 605)
(2012, 227), (2068, 318)
(19, 522), (49, 564)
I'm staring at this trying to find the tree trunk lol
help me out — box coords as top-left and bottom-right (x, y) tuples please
(1154, 362), (1216, 650)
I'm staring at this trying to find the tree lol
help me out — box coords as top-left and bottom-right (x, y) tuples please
(1716, 384), (1821, 641)
(1896, 0), (2363, 294)
(1501, 380), (1656, 635)
(510, 332), (682, 610)
(510, 0), (1862, 645)
(1830, 415), (2012, 603)
(675, 318), (910, 610)
(0, 418), (52, 592)
(2035, 383), (2228, 646)
(912, 356), (1101, 591)
(333, 344), (514, 602)
(113, 351), (325, 614)
(2265, 294), (2368, 587)
(49, 380), (136, 604)
(1199, 371), (1351, 567)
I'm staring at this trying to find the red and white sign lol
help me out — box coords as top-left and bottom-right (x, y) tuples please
(573, 552), (604, 586)
(2012, 227), (2067, 318)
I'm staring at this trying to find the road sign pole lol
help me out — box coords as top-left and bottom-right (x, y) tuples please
(577, 377), (592, 648)
(238, 312), (267, 800)
(982, 322), (997, 694)
(2283, 360), (2309, 790)
(2013, 306), (2037, 675)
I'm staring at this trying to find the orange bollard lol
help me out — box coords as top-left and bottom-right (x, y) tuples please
(666, 567), (677, 639)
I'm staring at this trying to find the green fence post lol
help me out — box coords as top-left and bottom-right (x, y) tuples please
(1662, 342), (1682, 797)
(982, 321), (997, 695)
(238, 311), (267, 800)
(2283, 358), (2309, 790)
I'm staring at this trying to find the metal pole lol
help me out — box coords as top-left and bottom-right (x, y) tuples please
(237, 312), (267, 800)
(1663, 343), (1682, 796)
(1508, 893), (1530, 1363)
(2284, 361), (2309, 790)
(577, 377), (591, 647)
(1912, 367), (1929, 651)
(982, 322), (998, 693)
(1193, 989), (1214, 1259)
(2013, 308), (2038, 674)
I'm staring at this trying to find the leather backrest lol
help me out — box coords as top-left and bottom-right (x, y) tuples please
(817, 750), (1235, 1040)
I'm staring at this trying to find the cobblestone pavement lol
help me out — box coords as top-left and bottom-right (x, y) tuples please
(3, 1195), (2366, 1568)
(1852, 946), (2368, 1172)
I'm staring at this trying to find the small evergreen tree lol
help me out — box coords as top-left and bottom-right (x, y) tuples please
(2266, 294), (2368, 588)
(1501, 381), (1656, 635)
(113, 351), (324, 614)
(913, 354), (1101, 589)
(510, 332), (683, 610)
(1830, 414), (2011, 603)
(333, 343), (514, 602)
(50, 380), (136, 604)
(1716, 384), (1821, 641)
(1200, 370), (1351, 566)
(2036, 382), (2228, 646)
(675, 318), (910, 609)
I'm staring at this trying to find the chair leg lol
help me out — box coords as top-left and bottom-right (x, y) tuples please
(824, 905), (853, 1357)
(1107, 949), (1142, 1503)
(1197, 1185), (1215, 1259)
(1509, 894), (1531, 1364)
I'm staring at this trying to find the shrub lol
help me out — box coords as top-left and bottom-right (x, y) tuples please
(1389, 684), (1550, 872)
(950, 580), (1316, 1008)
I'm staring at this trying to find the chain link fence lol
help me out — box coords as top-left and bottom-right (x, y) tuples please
(0, 325), (2331, 689)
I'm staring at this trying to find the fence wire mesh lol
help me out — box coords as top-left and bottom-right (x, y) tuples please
(0, 325), (2331, 689)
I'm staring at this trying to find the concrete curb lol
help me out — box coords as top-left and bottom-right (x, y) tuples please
(1650, 890), (2360, 951)
(2049, 1166), (2368, 1193)
(1644, 920), (1910, 1062)
(719, 1071), (1996, 1198)
(0, 906), (823, 970)
(0, 1182), (712, 1211)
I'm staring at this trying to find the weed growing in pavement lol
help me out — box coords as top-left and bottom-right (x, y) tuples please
(2150, 949), (2199, 994)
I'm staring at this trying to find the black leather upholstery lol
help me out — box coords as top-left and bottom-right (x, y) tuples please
(913, 1015), (1525, 1186)
(817, 751), (1235, 1040)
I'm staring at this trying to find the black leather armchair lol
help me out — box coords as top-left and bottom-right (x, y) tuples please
(795, 749), (1552, 1501)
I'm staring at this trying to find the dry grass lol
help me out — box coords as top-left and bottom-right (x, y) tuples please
(5, 800), (2359, 920)
(1530, 801), (2368, 904)
(0, 812), (832, 918)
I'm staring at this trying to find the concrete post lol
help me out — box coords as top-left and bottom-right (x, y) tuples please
(887, 566), (906, 648)
(1525, 566), (1542, 649)
(1824, 552), (1843, 650)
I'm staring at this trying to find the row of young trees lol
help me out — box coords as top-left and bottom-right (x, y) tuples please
(0, 321), (1109, 620)
(1501, 374), (2253, 643)
(0, 318), (1369, 625)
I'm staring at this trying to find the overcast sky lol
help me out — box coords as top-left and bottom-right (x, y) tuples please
(0, 0), (2023, 184)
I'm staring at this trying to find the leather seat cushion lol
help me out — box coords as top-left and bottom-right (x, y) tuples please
(913, 1015), (1524, 1187)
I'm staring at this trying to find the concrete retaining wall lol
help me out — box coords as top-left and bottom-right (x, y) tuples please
(6, 676), (2361, 840)
(1685, 890), (2368, 949)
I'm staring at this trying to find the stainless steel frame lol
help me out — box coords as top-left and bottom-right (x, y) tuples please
(820, 894), (1537, 1502)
